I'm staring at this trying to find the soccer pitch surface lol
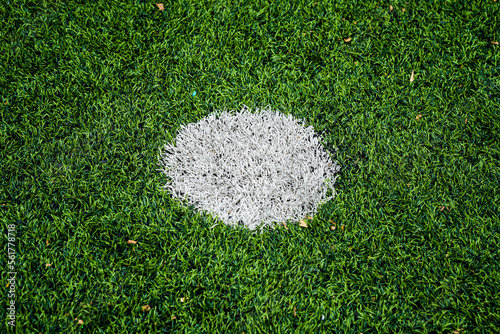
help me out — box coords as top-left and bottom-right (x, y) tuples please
(1, 1), (499, 333)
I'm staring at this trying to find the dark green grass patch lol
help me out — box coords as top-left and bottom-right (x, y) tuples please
(1, 0), (499, 333)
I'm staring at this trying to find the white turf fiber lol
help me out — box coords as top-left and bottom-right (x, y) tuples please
(157, 105), (341, 234)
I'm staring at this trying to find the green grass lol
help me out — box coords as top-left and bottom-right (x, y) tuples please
(1, 0), (499, 333)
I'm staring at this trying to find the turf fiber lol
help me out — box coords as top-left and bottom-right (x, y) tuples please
(1, 0), (499, 333)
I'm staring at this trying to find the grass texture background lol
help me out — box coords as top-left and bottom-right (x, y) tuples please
(1, 0), (499, 333)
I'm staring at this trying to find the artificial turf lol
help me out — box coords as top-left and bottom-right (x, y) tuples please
(1, 0), (499, 333)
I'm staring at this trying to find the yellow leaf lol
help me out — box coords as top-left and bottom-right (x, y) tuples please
(410, 70), (414, 82)
(142, 305), (151, 312)
(293, 307), (297, 317)
(390, 5), (393, 10)
(299, 220), (308, 228)
(341, 225), (345, 231)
